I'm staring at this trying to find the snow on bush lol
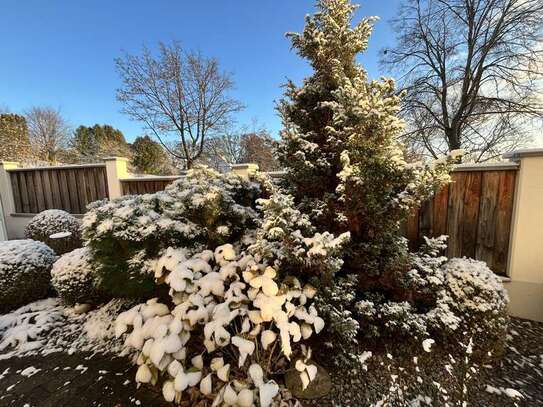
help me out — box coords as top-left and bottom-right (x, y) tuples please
(51, 247), (105, 305)
(24, 209), (82, 255)
(0, 239), (56, 312)
(0, 297), (132, 358)
(437, 258), (509, 352)
(82, 167), (261, 298)
(116, 243), (325, 405)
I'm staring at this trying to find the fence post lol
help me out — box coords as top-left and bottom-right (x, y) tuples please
(230, 163), (259, 179)
(0, 161), (19, 239)
(104, 157), (129, 199)
(502, 148), (543, 321)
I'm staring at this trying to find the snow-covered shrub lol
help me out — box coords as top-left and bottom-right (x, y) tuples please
(0, 239), (56, 312)
(82, 167), (261, 298)
(24, 209), (82, 255)
(51, 247), (106, 305)
(437, 258), (509, 353)
(116, 244), (324, 405)
(250, 192), (350, 281)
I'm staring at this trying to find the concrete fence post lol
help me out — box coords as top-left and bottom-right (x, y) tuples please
(230, 163), (259, 179)
(0, 161), (19, 239)
(502, 149), (543, 321)
(104, 157), (129, 199)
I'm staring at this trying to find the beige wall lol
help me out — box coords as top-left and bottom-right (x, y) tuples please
(503, 149), (543, 321)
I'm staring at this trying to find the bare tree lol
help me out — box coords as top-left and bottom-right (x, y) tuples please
(382, 0), (543, 161)
(116, 42), (243, 169)
(25, 106), (70, 162)
(200, 120), (280, 172)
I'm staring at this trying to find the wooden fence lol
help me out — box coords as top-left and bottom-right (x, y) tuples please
(406, 164), (518, 275)
(121, 176), (181, 196)
(7, 164), (109, 214)
(0, 158), (518, 275)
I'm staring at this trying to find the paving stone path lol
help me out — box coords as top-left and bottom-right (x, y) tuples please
(0, 352), (171, 407)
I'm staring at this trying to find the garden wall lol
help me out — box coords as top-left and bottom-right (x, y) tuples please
(0, 154), (542, 321)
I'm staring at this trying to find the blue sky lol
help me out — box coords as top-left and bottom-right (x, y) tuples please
(0, 0), (401, 142)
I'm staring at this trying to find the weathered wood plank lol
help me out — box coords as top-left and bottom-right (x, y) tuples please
(67, 170), (80, 213)
(476, 171), (500, 269)
(58, 170), (72, 212)
(18, 172), (30, 213)
(419, 198), (433, 242)
(493, 171), (516, 275)
(41, 171), (54, 209)
(26, 172), (39, 213)
(432, 184), (449, 237)
(460, 171), (482, 259)
(50, 170), (63, 209)
(447, 172), (467, 258)
(76, 168), (89, 212)
(9, 173), (22, 213)
(34, 170), (46, 212)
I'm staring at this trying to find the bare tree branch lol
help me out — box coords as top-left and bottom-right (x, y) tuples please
(382, 0), (543, 161)
(115, 42), (243, 169)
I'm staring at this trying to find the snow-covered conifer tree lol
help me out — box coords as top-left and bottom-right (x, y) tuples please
(278, 0), (450, 285)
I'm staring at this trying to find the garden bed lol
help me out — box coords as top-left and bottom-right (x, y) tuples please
(0, 296), (540, 406)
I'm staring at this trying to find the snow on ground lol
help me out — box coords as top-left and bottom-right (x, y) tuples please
(0, 298), (132, 360)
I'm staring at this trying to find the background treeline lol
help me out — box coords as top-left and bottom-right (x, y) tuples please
(0, 106), (279, 174)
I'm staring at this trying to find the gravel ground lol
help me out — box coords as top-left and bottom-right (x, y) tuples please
(0, 317), (540, 406)
(303, 317), (543, 406)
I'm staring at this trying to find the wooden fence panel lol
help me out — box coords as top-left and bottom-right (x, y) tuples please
(8, 165), (109, 214)
(407, 169), (517, 275)
(121, 178), (180, 195)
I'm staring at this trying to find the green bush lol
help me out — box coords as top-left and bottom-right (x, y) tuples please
(82, 167), (261, 298)
(0, 239), (56, 312)
(24, 209), (82, 255)
(51, 247), (106, 305)
(436, 258), (509, 354)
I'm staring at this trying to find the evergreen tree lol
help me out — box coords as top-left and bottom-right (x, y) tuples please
(131, 135), (172, 175)
(0, 114), (33, 162)
(278, 0), (451, 288)
(69, 124), (131, 162)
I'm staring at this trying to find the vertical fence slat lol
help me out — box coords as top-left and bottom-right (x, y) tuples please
(34, 170), (46, 212)
(432, 184), (449, 237)
(41, 170), (54, 209)
(58, 170), (72, 213)
(460, 172), (482, 259)
(494, 171), (516, 275)
(9, 173), (22, 213)
(476, 171), (500, 270)
(18, 172), (30, 213)
(447, 172), (467, 257)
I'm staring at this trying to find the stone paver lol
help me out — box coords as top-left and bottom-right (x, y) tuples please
(0, 352), (171, 407)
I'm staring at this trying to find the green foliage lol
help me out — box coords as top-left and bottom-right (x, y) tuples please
(69, 124), (131, 162)
(82, 167), (261, 298)
(51, 247), (107, 305)
(24, 209), (82, 255)
(276, 0), (506, 363)
(131, 135), (172, 175)
(277, 0), (451, 280)
(0, 114), (32, 161)
(0, 240), (56, 312)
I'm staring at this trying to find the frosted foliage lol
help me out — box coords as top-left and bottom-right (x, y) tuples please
(24, 209), (81, 255)
(0, 240), (56, 311)
(83, 167), (258, 246)
(438, 258), (509, 340)
(116, 244), (323, 405)
(51, 247), (102, 305)
(250, 192), (349, 278)
(81, 167), (260, 297)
